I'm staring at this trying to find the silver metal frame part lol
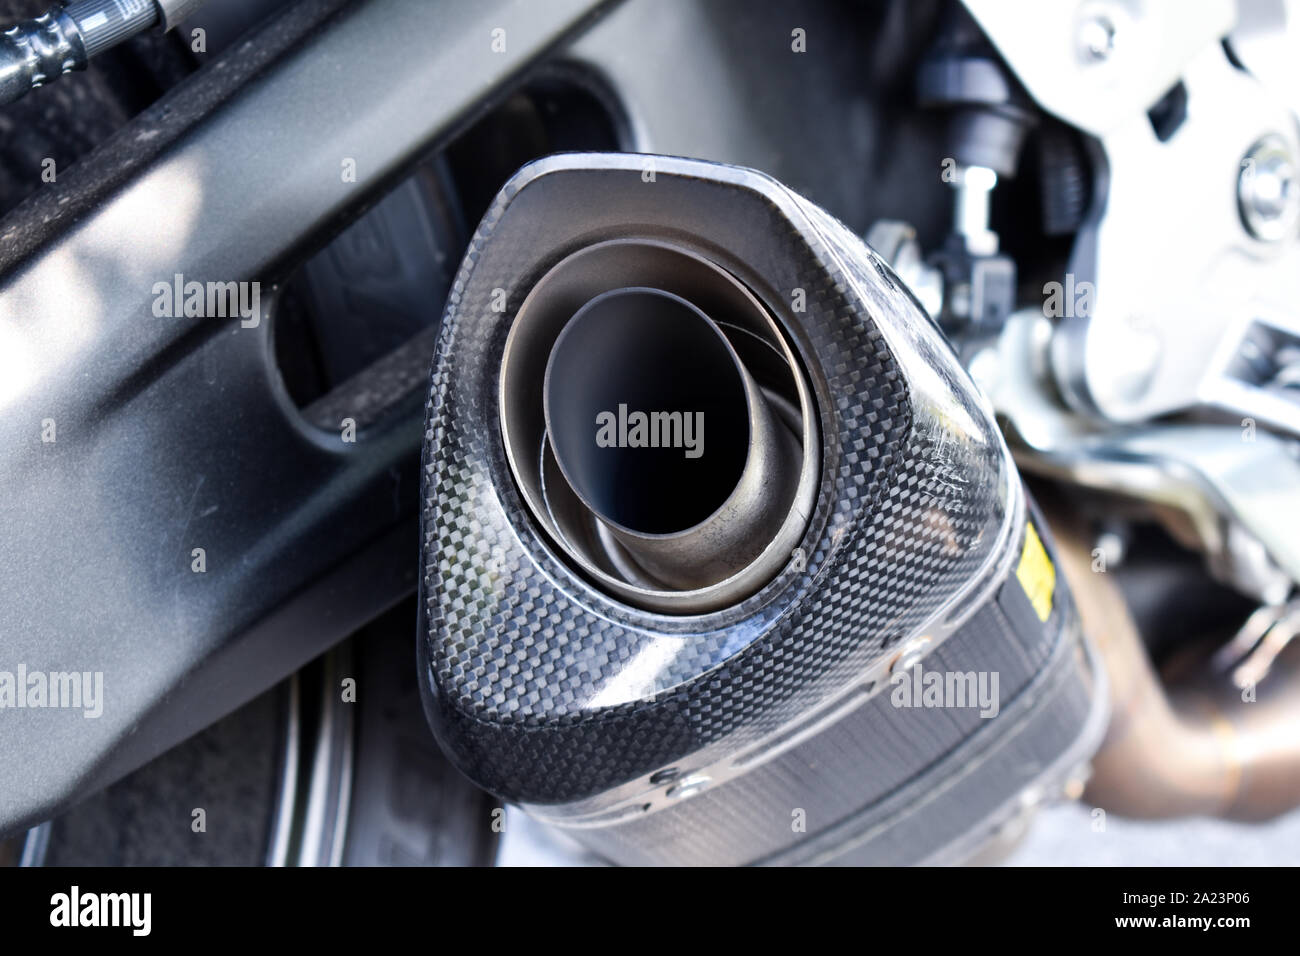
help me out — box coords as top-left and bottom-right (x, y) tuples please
(965, 0), (1300, 437)
(980, 311), (1300, 604)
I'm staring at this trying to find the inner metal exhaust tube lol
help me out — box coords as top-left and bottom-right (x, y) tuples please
(500, 237), (819, 613)
(543, 287), (802, 592)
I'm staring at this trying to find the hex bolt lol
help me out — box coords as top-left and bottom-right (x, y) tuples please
(1239, 134), (1300, 242)
(1078, 14), (1116, 63)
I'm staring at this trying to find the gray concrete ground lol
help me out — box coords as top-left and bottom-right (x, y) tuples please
(1006, 801), (1300, 866)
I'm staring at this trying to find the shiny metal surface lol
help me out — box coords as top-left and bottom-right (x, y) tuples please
(0, 0), (200, 107)
(982, 311), (1300, 603)
(500, 237), (820, 613)
(1053, 511), (1300, 821)
(542, 288), (803, 592)
(967, 0), (1300, 437)
(265, 647), (354, 868)
(0, 7), (86, 106)
(952, 164), (999, 256)
(155, 0), (208, 31)
(65, 0), (157, 57)
(961, 0), (1234, 137)
(1238, 133), (1300, 242)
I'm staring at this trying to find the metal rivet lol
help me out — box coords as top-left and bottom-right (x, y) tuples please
(1078, 15), (1116, 63)
(891, 637), (931, 674)
(667, 773), (711, 799)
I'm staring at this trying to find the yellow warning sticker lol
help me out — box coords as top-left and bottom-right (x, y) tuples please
(1016, 522), (1055, 623)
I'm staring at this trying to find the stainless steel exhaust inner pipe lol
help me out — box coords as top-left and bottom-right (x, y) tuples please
(499, 235), (820, 613)
(543, 287), (803, 592)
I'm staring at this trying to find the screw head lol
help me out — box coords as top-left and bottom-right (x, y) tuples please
(891, 637), (931, 674)
(666, 773), (711, 799)
(1239, 134), (1300, 242)
(1078, 15), (1116, 63)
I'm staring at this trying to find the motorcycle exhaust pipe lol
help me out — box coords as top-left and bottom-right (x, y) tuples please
(501, 239), (819, 612)
(419, 154), (1105, 865)
(1049, 507), (1300, 822)
(543, 288), (804, 594)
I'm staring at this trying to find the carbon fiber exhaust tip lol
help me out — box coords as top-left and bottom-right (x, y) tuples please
(418, 153), (1103, 866)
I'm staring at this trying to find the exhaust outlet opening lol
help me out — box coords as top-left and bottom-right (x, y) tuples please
(501, 239), (820, 613)
(543, 288), (754, 536)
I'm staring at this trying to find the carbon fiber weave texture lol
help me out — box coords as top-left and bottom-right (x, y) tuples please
(569, 569), (1080, 865)
(420, 155), (1010, 803)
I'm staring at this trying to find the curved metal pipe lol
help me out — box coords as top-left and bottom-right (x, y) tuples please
(500, 237), (819, 614)
(1051, 509), (1300, 821)
(543, 287), (802, 591)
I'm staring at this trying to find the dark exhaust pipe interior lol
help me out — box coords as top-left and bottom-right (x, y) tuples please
(543, 287), (803, 591)
(544, 288), (754, 535)
(500, 237), (819, 613)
